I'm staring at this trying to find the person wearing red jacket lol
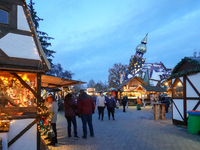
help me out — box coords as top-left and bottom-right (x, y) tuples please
(77, 89), (95, 139)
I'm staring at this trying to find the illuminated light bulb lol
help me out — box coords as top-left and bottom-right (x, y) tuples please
(165, 82), (168, 86)
(177, 82), (182, 86)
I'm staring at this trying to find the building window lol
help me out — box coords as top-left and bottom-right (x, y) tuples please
(0, 9), (9, 24)
(173, 79), (183, 98)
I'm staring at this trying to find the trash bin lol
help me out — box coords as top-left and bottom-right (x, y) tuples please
(186, 110), (200, 135)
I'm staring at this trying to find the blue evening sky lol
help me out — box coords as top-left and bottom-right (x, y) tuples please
(33, 0), (200, 84)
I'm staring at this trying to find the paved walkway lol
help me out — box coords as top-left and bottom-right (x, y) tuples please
(44, 106), (200, 150)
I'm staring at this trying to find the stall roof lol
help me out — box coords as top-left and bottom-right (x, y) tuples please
(41, 75), (86, 88)
(116, 76), (147, 90)
(170, 57), (200, 79)
(134, 84), (167, 92)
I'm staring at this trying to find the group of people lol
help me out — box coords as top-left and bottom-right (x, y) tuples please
(44, 89), (95, 146)
(96, 92), (116, 121)
(45, 91), (170, 147)
(64, 89), (95, 140)
(122, 95), (143, 111)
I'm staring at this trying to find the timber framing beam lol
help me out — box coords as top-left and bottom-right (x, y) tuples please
(10, 72), (37, 97)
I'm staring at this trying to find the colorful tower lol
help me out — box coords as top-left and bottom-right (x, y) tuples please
(124, 33), (148, 79)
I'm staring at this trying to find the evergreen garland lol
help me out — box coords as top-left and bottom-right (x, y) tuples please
(171, 57), (200, 78)
(37, 102), (53, 135)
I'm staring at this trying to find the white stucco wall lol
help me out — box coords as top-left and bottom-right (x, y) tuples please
(186, 80), (199, 97)
(0, 33), (40, 60)
(17, 5), (30, 31)
(0, 133), (8, 150)
(149, 80), (157, 86)
(187, 100), (200, 117)
(151, 69), (163, 81)
(187, 73), (200, 94)
(173, 99), (184, 121)
(179, 77), (183, 83)
(8, 119), (37, 150)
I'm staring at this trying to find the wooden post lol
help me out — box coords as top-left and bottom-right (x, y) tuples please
(160, 104), (165, 120)
(153, 103), (165, 120)
(153, 104), (158, 120)
(36, 73), (41, 150)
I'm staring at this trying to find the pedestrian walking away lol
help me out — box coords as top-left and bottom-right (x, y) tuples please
(64, 93), (79, 140)
(96, 92), (106, 121)
(136, 96), (141, 110)
(77, 89), (95, 139)
(122, 95), (128, 112)
(105, 94), (116, 120)
(47, 94), (58, 146)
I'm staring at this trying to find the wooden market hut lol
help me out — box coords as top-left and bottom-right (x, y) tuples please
(134, 84), (167, 100)
(165, 57), (200, 125)
(41, 75), (86, 100)
(116, 76), (147, 105)
(0, 0), (51, 150)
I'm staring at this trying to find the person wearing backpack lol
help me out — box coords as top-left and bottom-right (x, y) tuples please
(105, 94), (116, 120)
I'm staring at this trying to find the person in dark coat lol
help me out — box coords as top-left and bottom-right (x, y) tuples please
(105, 94), (116, 120)
(164, 97), (171, 113)
(64, 93), (79, 139)
(77, 89), (95, 139)
(122, 95), (128, 112)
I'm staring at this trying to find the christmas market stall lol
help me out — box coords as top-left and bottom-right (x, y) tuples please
(40, 75), (86, 110)
(164, 57), (200, 125)
(134, 84), (167, 102)
(116, 76), (147, 105)
(41, 74), (86, 98)
(0, 0), (51, 149)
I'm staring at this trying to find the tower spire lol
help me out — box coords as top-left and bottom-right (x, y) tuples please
(135, 33), (148, 57)
(141, 33), (148, 44)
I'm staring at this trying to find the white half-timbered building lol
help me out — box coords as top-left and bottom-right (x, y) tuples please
(166, 57), (200, 125)
(0, 0), (50, 150)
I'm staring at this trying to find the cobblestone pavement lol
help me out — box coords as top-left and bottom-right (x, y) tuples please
(44, 106), (200, 150)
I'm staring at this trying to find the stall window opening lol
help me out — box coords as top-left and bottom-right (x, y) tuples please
(0, 9), (9, 24)
(173, 79), (183, 98)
